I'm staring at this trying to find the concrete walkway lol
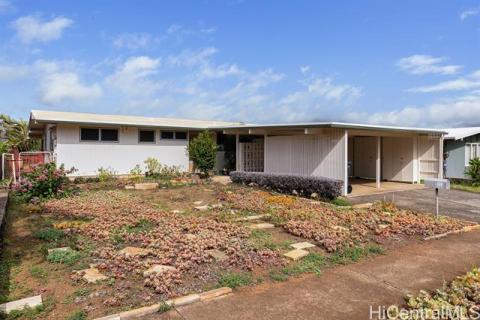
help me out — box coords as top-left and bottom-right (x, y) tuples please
(349, 188), (480, 223)
(152, 230), (480, 320)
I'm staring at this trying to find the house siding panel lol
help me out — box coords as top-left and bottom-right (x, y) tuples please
(264, 128), (345, 180)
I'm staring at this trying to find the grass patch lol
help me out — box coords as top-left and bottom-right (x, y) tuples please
(269, 271), (288, 282)
(218, 272), (253, 289)
(46, 249), (81, 265)
(282, 253), (327, 276)
(34, 228), (64, 242)
(330, 197), (351, 207)
(125, 219), (155, 234)
(3, 304), (45, 320)
(158, 301), (172, 313)
(329, 244), (384, 265)
(451, 182), (480, 193)
(67, 310), (87, 320)
(29, 266), (48, 280)
(248, 229), (277, 250)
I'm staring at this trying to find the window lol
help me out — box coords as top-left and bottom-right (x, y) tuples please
(175, 131), (187, 140)
(139, 130), (156, 143)
(100, 129), (119, 142)
(161, 131), (174, 139)
(80, 128), (119, 142)
(81, 128), (99, 141)
(466, 143), (480, 166)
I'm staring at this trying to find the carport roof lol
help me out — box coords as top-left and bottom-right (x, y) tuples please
(444, 127), (480, 140)
(216, 121), (446, 134)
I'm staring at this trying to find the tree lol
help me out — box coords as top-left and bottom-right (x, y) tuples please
(466, 157), (480, 186)
(0, 115), (41, 152)
(188, 130), (217, 177)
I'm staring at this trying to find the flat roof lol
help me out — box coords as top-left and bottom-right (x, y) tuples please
(29, 110), (242, 130)
(215, 121), (446, 134)
(28, 109), (446, 135)
(444, 127), (480, 140)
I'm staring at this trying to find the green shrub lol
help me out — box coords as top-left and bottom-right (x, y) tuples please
(34, 228), (64, 242)
(12, 162), (75, 202)
(125, 219), (155, 234)
(188, 130), (217, 177)
(144, 158), (181, 180)
(97, 167), (116, 182)
(158, 301), (172, 313)
(218, 272), (252, 288)
(466, 157), (480, 186)
(46, 249), (81, 265)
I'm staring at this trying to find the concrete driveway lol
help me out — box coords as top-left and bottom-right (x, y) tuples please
(348, 188), (480, 223)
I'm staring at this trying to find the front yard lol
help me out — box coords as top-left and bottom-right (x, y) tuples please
(0, 179), (473, 319)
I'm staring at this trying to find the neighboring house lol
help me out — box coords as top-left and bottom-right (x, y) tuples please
(28, 109), (445, 195)
(0, 119), (6, 142)
(444, 127), (480, 179)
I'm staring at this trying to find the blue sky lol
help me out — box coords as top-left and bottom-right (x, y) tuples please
(0, 0), (479, 127)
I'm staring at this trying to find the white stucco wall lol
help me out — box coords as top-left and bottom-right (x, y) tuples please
(55, 125), (189, 176)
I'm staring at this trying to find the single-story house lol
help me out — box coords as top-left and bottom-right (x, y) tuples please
(28, 109), (445, 195)
(444, 127), (480, 179)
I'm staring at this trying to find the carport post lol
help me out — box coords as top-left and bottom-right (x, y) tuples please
(235, 133), (240, 171)
(344, 130), (349, 196)
(376, 136), (381, 189)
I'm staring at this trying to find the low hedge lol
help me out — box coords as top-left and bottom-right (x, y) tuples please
(229, 171), (343, 200)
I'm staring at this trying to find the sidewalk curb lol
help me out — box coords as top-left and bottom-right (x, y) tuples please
(423, 224), (480, 241)
(94, 287), (232, 319)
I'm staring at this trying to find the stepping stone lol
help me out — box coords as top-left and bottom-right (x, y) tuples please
(119, 246), (150, 257)
(0, 295), (43, 314)
(185, 234), (197, 240)
(234, 214), (270, 222)
(284, 249), (309, 261)
(248, 223), (275, 230)
(195, 205), (210, 212)
(47, 247), (71, 254)
(134, 183), (158, 190)
(79, 268), (108, 283)
(193, 200), (204, 205)
(143, 265), (176, 277)
(352, 202), (372, 209)
(290, 242), (316, 250)
(332, 225), (349, 232)
(171, 210), (184, 214)
(205, 249), (228, 262)
(211, 203), (223, 209)
(125, 185), (135, 190)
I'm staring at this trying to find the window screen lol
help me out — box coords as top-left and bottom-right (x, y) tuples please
(80, 128), (99, 141)
(100, 129), (119, 142)
(175, 132), (187, 140)
(139, 130), (156, 142)
(161, 131), (174, 139)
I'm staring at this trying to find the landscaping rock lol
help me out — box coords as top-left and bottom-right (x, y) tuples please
(171, 293), (200, 306)
(205, 249), (228, 262)
(352, 202), (373, 209)
(211, 203), (223, 209)
(118, 303), (162, 319)
(193, 200), (204, 205)
(185, 233), (197, 240)
(199, 287), (232, 301)
(124, 185), (135, 190)
(248, 223), (275, 230)
(134, 183), (159, 190)
(47, 247), (71, 254)
(0, 295), (43, 314)
(171, 210), (184, 214)
(143, 265), (177, 277)
(119, 246), (150, 257)
(194, 205), (210, 212)
(332, 225), (349, 232)
(290, 242), (316, 250)
(79, 267), (108, 283)
(234, 214), (270, 222)
(283, 249), (309, 261)
(95, 315), (121, 320)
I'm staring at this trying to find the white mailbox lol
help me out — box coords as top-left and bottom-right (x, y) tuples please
(423, 178), (450, 218)
(424, 178), (450, 190)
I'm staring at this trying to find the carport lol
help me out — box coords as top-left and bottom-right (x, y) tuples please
(218, 122), (446, 196)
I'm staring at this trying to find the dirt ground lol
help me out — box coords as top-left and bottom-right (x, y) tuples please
(0, 180), (473, 319)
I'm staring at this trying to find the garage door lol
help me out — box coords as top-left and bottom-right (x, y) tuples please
(382, 137), (413, 182)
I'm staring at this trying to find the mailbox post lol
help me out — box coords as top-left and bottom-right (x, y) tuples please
(423, 178), (450, 218)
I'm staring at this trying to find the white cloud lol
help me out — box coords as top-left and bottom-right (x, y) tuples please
(166, 47), (218, 68)
(39, 72), (102, 105)
(106, 56), (162, 96)
(300, 65), (310, 74)
(307, 77), (361, 101)
(0, 65), (28, 80)
(113, 33), (152, 49)
(460, 8), (480, 20)
(396, 54), (462, 75)
(0, 0), (13, 13)
(11, 15), (73, 43)
(200, 63), (245, 79)
(344, 92), (480, 127)
(408, 78), (480, 93)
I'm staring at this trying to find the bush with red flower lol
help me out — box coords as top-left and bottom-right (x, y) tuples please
(13, 162), (76, 202)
